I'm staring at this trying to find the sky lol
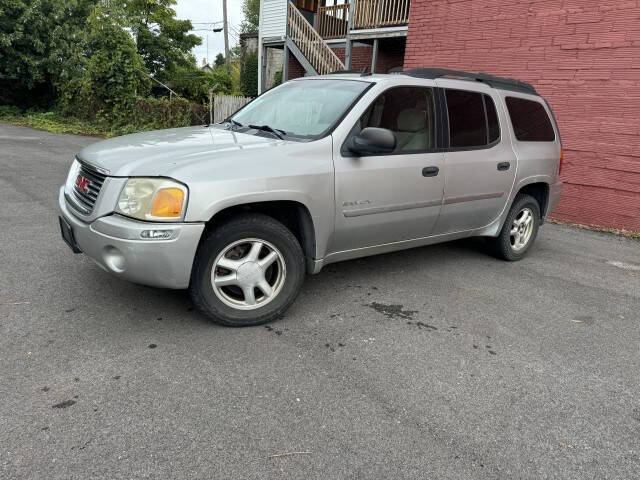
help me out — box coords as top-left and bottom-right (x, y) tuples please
(174, 0), (244, 67)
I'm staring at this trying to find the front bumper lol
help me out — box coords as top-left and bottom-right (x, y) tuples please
(58, 187), (205, 289)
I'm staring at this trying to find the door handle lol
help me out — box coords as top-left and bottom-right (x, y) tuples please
(422, 166), (439, 177)
(497, 162), (511, 171)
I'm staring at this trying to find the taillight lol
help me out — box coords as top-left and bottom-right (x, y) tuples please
(558, 149), (564, 176)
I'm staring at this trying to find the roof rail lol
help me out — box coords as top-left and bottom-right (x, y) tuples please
(403, 68), (537, 95)
(327, 67), (372, 77)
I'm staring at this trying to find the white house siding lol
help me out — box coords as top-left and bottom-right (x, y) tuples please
(258, 0), (288, 93)
(260, 0), (287, 41)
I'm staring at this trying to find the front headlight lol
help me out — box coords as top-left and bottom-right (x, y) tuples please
(116, 178), (188, 222)
(64, 159), (81, 195)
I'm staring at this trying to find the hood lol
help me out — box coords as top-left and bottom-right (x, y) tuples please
(77, 126), (282, 177)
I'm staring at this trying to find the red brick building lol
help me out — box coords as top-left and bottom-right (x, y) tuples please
(404, 0), (640, 232)
(261, 0), (640, 231)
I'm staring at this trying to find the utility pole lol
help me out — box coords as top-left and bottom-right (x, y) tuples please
(222, 0), (230, 72)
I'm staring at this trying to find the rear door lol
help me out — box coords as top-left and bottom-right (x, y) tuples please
(433, 82), (516, 233)
(330, 85), (445, 253)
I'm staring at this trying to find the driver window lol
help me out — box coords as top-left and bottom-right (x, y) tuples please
(357, 86), (436, 153)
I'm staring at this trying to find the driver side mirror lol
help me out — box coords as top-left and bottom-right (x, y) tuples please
(346, 127), (396, 156)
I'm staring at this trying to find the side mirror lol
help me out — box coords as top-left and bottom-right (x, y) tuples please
(346, 127), (396, 156)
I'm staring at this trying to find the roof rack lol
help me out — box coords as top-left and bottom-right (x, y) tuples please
(403, 68), (537, 95)
(327, 67), (372, 77)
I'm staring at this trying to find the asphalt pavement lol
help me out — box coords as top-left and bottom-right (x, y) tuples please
(1, 123), (639, 479)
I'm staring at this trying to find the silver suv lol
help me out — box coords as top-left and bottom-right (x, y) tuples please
(59, 69), (563, 326)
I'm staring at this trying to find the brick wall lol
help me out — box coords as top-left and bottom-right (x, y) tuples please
(331, 42), (405, 73)
(405, 0), (640, 231)
(286, 42), (405, 80)
(287, 55), (306, 80)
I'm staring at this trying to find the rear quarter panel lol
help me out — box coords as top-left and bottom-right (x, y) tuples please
(497, 90), (562, 215)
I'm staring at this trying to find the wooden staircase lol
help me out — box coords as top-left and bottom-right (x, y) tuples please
(287, 1), (345, 75)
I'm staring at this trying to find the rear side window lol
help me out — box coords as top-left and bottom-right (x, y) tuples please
(446, 89), (486, 148)
(505, 97), (555, 142)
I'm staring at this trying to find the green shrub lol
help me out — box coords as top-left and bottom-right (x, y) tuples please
(273, 70), (283, 86)
(240, 53), (258, 97)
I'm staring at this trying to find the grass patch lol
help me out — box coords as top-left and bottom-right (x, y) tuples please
(0, 106), (106, 137)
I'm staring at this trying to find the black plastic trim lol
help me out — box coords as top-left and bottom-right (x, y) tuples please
(403, 68), (537, 95)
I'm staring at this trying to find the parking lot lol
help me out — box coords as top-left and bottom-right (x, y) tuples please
(1, 122), (639, 479)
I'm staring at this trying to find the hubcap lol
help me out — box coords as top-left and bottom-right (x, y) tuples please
(510, 207), (534, 252)
(211, 238), (286, 310)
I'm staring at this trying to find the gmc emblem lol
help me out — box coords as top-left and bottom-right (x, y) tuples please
(75, 175), (91, 194)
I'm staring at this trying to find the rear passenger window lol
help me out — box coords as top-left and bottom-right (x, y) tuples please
(446, 89), (486, 148)
(506, 97), (555, 142)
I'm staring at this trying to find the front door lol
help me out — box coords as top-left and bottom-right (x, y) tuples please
(330, 86), (445, 254)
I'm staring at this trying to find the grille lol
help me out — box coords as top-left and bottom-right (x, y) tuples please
(71, 162), (107, 214)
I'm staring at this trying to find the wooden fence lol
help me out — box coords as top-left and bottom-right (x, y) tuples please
(213, 95), (253, 123)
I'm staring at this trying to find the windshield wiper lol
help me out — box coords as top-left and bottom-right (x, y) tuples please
(248, 124), (286, 140)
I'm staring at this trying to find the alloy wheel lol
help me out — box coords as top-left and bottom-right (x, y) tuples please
(211, 238), (286, 310)
(509, 207), (534, 252)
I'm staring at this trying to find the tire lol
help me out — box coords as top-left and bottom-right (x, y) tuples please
(488, 194), (541, 261)
(189, 213), (305, 327)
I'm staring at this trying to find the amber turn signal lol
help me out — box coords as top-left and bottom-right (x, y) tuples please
(151, 188), (184, 218)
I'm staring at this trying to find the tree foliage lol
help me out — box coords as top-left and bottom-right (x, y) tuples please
(0, 0), (97, 106)
(241, 0), (260, 34)
(124, 0), (201, 80)
(1, 0), (252, 133)
(240, 53), (258, 97)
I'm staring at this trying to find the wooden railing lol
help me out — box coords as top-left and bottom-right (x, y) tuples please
(353, 0), (411, 29)
(288, 2), (345, 74)
(317, 3), (349, 40)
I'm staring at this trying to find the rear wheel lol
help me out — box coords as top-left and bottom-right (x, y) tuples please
(489, 194), (541, 261)
(189, 214), (305, 326)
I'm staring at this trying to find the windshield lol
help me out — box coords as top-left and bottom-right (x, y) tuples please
(230, 79), (371, 139)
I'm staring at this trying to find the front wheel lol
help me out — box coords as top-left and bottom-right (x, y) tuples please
(488, 194), (541, 261)
(189, 214), (305, 327)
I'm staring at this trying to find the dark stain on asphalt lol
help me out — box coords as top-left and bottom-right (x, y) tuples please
(325, 343), (346, 352)
(113, 375), (121, 380)
(65, 308), (75, 313)
(74, 377), (80, 382)
(41, 426), (49, 431)
(52, 400), (76, 409)
(148, 344), (157, 349)
(264, 325), (286, 335)
(407, 321), (438, 331)
(367, 302), (418, 320)
(488, 350), (497, 355)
